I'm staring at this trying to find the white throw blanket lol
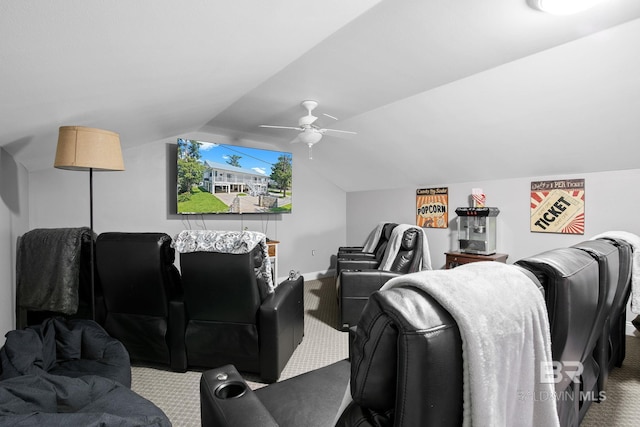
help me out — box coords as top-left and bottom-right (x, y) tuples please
(378, 224), (432, 271)
(381, 262), (559, 427)
(591, 230), (640, 314)
(172, 230), (274, 296)
(362, 221), (389, 253)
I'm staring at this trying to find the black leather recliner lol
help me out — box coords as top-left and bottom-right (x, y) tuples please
(570, 239), (619, 400)
(337, 222), (397, 254)
(595, 237), (633, 370)
(200, 285), (463, 427)
(180, 246), (304, 383)
(95, 232), (187, 372)
(336, 227), (425, 330)
(202, 238), (633, 427)
(335, 223), (398, 280)
(516, 248), (602, 427)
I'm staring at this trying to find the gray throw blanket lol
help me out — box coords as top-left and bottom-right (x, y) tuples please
(382, 262), (559, 427)
(16, 227), (92, 315)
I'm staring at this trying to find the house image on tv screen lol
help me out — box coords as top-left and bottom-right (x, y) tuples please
(177, 138), (292, 214)
(202, 160), (270, 195)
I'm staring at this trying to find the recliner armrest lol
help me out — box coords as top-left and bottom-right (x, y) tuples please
(339, 269), (401, 297)
(200, 365), (278, 427)
(168, 298), (187, 372)
(259, 276), (305, 382)
(336, 258), (380, 274)
(338, 246), (365, 253)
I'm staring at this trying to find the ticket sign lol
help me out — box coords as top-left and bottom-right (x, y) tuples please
(417, 187), (448, 228)
(530, 179), (585, 234)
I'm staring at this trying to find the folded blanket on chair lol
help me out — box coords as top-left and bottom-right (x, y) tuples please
(591, 230), (640, 314)
(382, 262), (559, 427)
(172, 229), (274, 292)
(362, 221), (388, 253)
(16, 227), (92, 315)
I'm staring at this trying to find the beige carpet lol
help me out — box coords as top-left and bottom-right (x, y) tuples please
(132, 278), (640, 427)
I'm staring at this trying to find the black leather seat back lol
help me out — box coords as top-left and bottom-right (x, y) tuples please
(372, 223), (398, 261)
(97, 232), (179, 316)
(180, 248), (262, 323)
(180, 247), (263, 371)
(571, 240), (619, 349)
(596, 237), (633, 368)
(96, 232), (183, 367)
(570, 239), (619, 406)
(516, 248), (599, 367)
(388, 228), (423, 274)
(602, 238), (633, 316)
(345, 286), (463, 427)
(516, 248), (599, 427)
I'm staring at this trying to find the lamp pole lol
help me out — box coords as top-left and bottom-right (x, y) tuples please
(89, 167), (95, 321)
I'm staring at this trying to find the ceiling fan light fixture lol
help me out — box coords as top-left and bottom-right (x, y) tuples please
(298, 129), (323, 145)
(527, 0), (608, 15)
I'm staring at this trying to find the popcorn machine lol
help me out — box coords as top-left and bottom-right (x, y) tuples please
(455, 207), (500, 255)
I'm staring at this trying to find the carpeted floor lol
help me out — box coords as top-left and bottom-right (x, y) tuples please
(132, 277), (640, 427)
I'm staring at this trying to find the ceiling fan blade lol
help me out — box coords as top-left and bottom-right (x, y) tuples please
(319, 128), (357, 135)
(323, 113), (339, 121)
(260, 125), (302, 131)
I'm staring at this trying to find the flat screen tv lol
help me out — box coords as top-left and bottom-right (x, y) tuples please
(176, 138), (292, 214)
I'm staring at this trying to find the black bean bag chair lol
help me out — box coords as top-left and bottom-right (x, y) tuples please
(0, 317), (131, 387)
(0, 373), (170, 426)
(0, 317), (171, 426)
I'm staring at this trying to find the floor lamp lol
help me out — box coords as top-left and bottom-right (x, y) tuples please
(54, 126), (125, 321)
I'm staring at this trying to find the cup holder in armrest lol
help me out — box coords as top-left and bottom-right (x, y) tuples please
(215, 381), (247, 399)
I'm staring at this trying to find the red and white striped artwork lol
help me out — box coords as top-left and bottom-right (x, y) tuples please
(530, 179), (585, 234)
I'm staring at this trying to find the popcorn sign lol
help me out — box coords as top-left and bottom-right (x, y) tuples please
(416, 187), (448, 228)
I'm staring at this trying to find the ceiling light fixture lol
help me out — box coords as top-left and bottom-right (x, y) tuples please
(527, 0), (608, 15)
(298, 129), (323, 159)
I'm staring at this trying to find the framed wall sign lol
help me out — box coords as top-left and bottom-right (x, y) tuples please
(416, 187), (448, 228)
(530, 179), (585, 234)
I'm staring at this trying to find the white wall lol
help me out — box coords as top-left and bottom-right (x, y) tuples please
(28, 132), (347, 282)
(347, 168), (640, 331)
(0, 147), (29, 337)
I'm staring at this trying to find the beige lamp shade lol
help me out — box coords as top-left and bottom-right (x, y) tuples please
(54, 126), (125, 171)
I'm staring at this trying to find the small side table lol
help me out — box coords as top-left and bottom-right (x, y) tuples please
(267, 240), (279, 281)
(445, 251), (508, 269)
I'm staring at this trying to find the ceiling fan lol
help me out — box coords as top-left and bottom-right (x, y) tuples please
(260, 100), (356, 159)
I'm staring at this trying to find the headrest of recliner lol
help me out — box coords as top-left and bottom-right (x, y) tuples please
(349, 286), (462, 417)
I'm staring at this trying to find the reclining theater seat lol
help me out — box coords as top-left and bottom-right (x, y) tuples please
(177, 230), (304, 383)
(571, 239), (619, 398)
(595, 237), (633, 369)
(337, 225), (427, 330)
(201, 262), (553, 427)
(95, 232), (187, 372)
(200, 285), (463, 427)
(516, 248), (601, 427)
(335, 223), (398, 280)
(337, 222), (397, 256)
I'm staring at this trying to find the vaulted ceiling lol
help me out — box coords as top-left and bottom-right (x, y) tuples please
(2, 0), (640, 192)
